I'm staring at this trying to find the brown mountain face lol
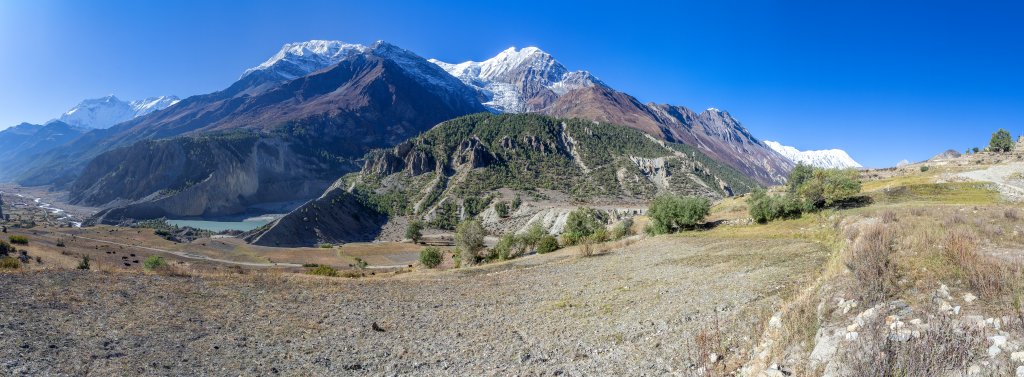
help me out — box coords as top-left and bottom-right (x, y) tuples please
(539, 86), (793, 185)
(68, 45), (487, 220)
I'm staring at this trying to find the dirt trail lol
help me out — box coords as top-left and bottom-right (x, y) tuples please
(957, 162), (1024, 201)
(0, 236), (827, 376)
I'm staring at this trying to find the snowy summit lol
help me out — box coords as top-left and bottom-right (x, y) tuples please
(58, 95), (180, 129)
(429, 46), (604, 113)
(765, 141), (862, 169)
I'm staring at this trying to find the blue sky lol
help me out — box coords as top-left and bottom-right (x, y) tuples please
(1, 0), (1021, 167)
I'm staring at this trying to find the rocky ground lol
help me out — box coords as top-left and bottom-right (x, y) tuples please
(0, 236), (826, 376)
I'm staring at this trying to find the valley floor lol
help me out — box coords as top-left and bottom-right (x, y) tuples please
(0, 236), (826, 376)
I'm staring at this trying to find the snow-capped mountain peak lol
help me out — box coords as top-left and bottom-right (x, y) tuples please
(429, 46), (604, 113)
(765, 141), (862, 169)
(242, 40), (368, 81)
(58, 95), (180, 129)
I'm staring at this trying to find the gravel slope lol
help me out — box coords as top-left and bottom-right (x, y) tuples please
(0, 236), (826, 376)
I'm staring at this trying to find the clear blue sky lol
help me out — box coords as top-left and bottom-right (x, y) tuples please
(1, 0), (1021, 167)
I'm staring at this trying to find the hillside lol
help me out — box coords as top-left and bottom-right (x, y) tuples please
(248, 113), (758, 246)
(57, 42), (486, 220)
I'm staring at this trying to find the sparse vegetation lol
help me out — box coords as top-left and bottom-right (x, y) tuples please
(143, 255), (167, 271)
(0, 257), (19, 269)
(307, 265), (339, 277)
(494, 201), (510, 217)
(647, 194), (710, 234)
(419, 247), (442, 268)
(77, 256), (90, 270)
(8, 235), (28, 245)
(846, 223), (899, 303)
(920, 165), (929, 172)
(0, 240), (14, 257)
(610, 218), (634, 239)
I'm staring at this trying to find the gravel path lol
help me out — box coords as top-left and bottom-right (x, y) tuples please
(957, 162), (1024, 201)
(0, 236), (826, 376)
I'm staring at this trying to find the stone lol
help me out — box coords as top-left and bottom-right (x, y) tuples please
(1011, 351), (1024, 362)
(1018, 365), (1024, 377)
(988, 344), (1002, 358)
(845, 331), (859, 341)
(964, 293), (978, 303)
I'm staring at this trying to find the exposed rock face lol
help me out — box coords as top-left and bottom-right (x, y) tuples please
(244, 183), (387, 247)
(930, 149), (963, 161)
(541, 86), (794, 185)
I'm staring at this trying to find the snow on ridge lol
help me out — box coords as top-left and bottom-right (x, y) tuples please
(242, 40), (368, 80)
(58, 95), (180, 129)
(765, 140), (862, 169)
(428, 46), (602, 113)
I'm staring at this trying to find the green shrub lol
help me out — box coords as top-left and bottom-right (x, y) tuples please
(787, 163), (814, 193)
(647, 194), (711, 234)
(143, 255), (167, 271)
(920, 166), (930, 172)
(0, 257), (20, 269)
(536, 236), (559, 254)
(308, 265), (338, 277)
(456, 219), (486, 265)
(610, 218), (634, 240)
(562, 207), (607, 245)
(748, 190), (806, 223)
(494, 201), (511, 218)
(8, 235), (28, 245)
(796, 168), (862, 207)
(77, 256), (90, 270)
(973, 147), (980, 154)
(520, 223), (546, 252)
(512, 194), (522, 210)
(405, 220), (424, 243)
(0, 240), (14, 257)
(494, 233), (519, 260)
(353, 257), (368, 270)
(419, 247), (443, 268)
(990, 128), (1014, 153)
(318, 243), (334, 248)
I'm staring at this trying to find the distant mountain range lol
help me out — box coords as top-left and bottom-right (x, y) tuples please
(59, 95), (180, 129)
(0, 39), (854, 238)
(765, 141), (861, 169)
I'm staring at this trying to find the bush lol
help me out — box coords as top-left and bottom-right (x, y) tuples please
(494, 233), (520, 260)
(405, 220), (424, 243)
(8, 235), (27, 245)
(455, 219), (486, 266)
(77, 256), (90, 270)
(520, 223), (547, 252)
(990, 128), (1014, 153)
(353, 257), (368, 270)
(512, 194), (522, 210)
(0, 257), (20, 269)
(920, 165), (930, 172)
(318, 243), (334, 248)
(562, 207), (607, 245)
(610, 218), (634, 240)
(0, 240), (14, 257)
(536, 235), (559, 254)
(973, 147), (980, 154)
(308, 265), (338, 277)
(419, 247), (442, 268)
(143, 255), (167, 271)
(796, 168), (862, 207)
(494, 201), (510, 218)
(647, 195), (711, 234)
(787, 163), (814, 193)
(748, 190), (806, 224)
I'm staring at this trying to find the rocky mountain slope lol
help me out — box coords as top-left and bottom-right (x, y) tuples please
(58, 95), (180, 129)
(764, 140), (862, 169)
(432, 47), (793, 185)
(0, 121), (88, 182)
(248, 113), (758, 246)
(60, 41), (485, 221)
